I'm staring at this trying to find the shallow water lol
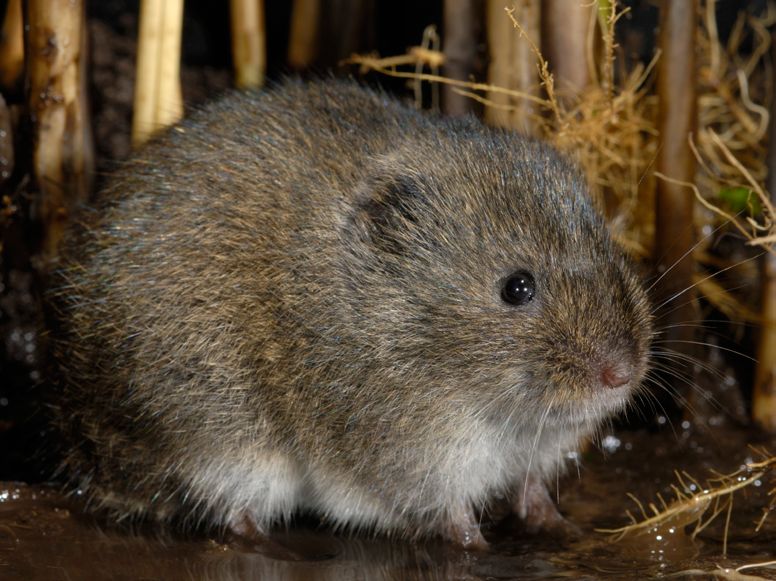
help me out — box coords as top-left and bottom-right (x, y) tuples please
(2, 423), (776, 580)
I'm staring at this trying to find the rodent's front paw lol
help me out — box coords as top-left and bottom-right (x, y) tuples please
(446, 499), (489, 550)
(227, 514), (304, 561)
(513, 474), (581, 537)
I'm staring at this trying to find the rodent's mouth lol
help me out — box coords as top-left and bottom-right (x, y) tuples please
(530, 376), (640, 427)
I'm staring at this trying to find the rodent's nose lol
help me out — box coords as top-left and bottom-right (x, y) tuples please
(601, 365), (631, 389)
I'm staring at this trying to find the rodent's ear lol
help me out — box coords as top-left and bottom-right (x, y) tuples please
(350, 164), (434, 256)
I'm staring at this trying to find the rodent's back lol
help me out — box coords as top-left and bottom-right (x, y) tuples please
(48, 80), (652, 538)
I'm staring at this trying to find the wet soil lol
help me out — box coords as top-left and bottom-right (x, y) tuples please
(2, 423), (776, 581)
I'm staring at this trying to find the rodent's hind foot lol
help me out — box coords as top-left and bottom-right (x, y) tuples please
(226, 514), (304, 561)
(446, 499), (489, 551)
(513, 474), (581, 538)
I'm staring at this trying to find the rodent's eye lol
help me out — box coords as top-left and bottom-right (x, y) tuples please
(501, 272), (535, 306)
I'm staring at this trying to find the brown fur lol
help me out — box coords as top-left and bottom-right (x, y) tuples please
(46, 80), (652, 544)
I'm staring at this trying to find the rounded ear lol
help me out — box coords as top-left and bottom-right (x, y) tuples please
(349, 159), (436, 257)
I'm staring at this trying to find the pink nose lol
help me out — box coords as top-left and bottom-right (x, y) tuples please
(601, 366), (631, 389)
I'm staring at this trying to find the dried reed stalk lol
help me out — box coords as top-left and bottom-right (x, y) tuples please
(755, 251), (776, 431)
(539, 0), (592, 103)
(132, 0), (184, 145)
(752, 25), (776, 432)
(652, 0), (699, 402)
(443, 0), (480, 116)
(231, 0), (266, 88)
(485, 0), (539, 133)
(598, 453), (776, 557)
(0, 95), (13, 192)
(0, 0), (23, 93)
(288, 0), (320, 69)
(26, 0), (93, 258)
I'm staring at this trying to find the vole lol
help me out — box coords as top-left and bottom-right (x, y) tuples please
(46, 80), (652, 549)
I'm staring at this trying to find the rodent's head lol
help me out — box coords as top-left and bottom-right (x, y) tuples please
(336, 123), (652, 429)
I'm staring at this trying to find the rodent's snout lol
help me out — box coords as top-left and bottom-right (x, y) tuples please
(600, 361), (632, 389)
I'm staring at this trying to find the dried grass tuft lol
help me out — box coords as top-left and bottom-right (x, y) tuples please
(596, 451), (776, 557)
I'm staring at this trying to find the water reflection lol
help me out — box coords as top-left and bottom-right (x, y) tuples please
(3, 423), (776, 580)
(0, 483), (578, 580)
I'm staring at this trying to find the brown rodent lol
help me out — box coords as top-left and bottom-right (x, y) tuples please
(46, 79), (652, 548)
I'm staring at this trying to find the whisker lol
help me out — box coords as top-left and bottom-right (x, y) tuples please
(647, 221), (729, 293)
(651, 282), (754, 324)
(650, 254), (761, 315)
(654, 319), (754, 331)
(635, 377), (682, 439)
(524, 393), (556, 502)
(650, 352), (724, 380)
(615, 143), (662, 244)
(644, 362), (731, 424)
(654, 340), (756, 362)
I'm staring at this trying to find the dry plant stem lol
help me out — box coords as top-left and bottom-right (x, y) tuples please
(539, 0), (592, 104)
(154, 0), (184, 129)
(753, 33), (776, 431)
(693, 273), (758, 322)
(414, 26), (441, 111)
(288, 0), (320, 69)
(653, 0), (699, 403)
(442, 0), (481, 116)
(505, 3), (657, 228)
(78, 13), (95, 192)
(25, 0), (91, 258)
(504, 8), (564, 132)
(694, 0), (775, 261)
(156, 0), (184, 126)
(348, 54), (547, 109)
(0, 0), (23, 92)
(132, 0), (163, 145)
(132, 0), (184, 145)
(0, 94), (13, 191)
(599, 1), (630, 108)
(656, 169), (768, 333)
(599, 457), (776, 555)
(410, 46), (445, 69)
(231, 0), (266, 88)
(485, 0), (539, 133)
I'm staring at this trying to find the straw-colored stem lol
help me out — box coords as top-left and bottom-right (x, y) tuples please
(26, 0), (91, 257)
(133, 0), (184, 145)
(653, 0), (699, 401)
(540, 0), (592, 102)
(485, 0), (539, 133)
(288, 0), (319, 69)
(0, 94), (14, 190)
(753, 255), (776, 430)
(156, 0), (185, 125)
(752, 29), (776, 432)
(0, 0), (24, 92)
(443, 0), (480, 116)
(132, 0), (163, 144)
(231, 0), (266, 88)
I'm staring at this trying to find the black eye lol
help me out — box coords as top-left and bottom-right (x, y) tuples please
(501, 272), (535, 306)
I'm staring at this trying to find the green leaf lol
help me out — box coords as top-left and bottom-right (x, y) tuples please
(718, 187), (761, 216)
